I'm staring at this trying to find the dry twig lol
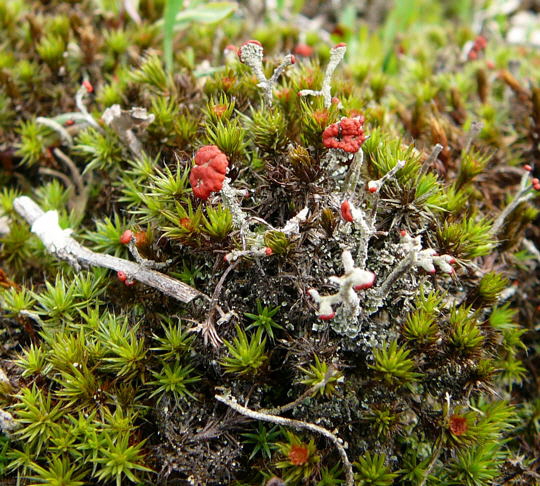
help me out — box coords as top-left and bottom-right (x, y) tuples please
(215, 389), (354, 486)
(13, 196), (201, 304)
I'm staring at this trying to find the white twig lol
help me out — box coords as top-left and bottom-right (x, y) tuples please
(463, 120), (483, 152)
(0, 216), (9, 236)
(419, 144), (443, 176)
(215, 390), (354, 486)
(13, 196), (201, 304)
(492, 170), (537, 235)
(75, 84), (101, 130)
(36, 117), (73, 146)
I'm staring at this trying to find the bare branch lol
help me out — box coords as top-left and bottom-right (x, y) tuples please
(13, 196), (201, 304)
(215, 389), (354, 486)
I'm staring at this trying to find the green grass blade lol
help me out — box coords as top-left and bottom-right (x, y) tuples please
(163, 0), (184, 72)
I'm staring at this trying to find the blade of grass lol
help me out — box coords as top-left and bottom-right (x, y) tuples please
(163, 0), (184, 72)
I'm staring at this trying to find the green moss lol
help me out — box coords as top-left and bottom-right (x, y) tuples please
(0, 2), (538, 484)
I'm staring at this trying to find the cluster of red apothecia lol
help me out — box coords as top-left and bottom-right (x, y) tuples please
(468, 35), (487, 60)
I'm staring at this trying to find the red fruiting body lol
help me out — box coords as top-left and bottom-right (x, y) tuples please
(334, 42), (347, 48)
(449, 257), (456, 264)
(340, 200), (354, 222)
(486, 60), (495, 69)
(534, 183), (540, 191)
(354, 281), (375, 291)
(224, 44), (237, 53)
(319, 313), (336, 321)
(368, 185), (377, 193)
(124, 279), (136, 287)
(294, 43), (313, 57)
(474, 35), (487, 51)
(119, 230), (133, 245)
(65, 119), (75, 126)
(449, 415), (468, 436)
(331, 97), (340, 105)
(290, 55), (296, 64)
(265, 247), (273, 256)
(190, 145), (229, 200)
(117, 271), (127, 282)
(400, 230), (407, 237)
(468, 50), (478, 61)
(524, 164), (532, 172)
(82, 80), (93, 93)
(532, 178), (539, 185)
(322, 117), (366, 153)
(288, 444), (309, 466)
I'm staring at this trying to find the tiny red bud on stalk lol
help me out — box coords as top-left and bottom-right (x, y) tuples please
(119, 230), (133, 245)
(486, 60), (495, 69)
(117, 271), (127, 282)
(368, 185), (377, 193)
(334, 42), (347, 48)
(319, 313), (336, 321)
(532, 178), (539, 185)
(82, 80), (93, 93)
(534, 183), (540, 191)
(124, 279), (136, 287)
(523, 164), (532, 172)
(65, 119), (75, 126)
(354, 281), (374, 291)
(340, 201), (354, 222)
(265, 247), (273, 256)
(331, 97), (340, 105)
(400, 230), (407, 237)
(468, 50), (478, 61)
(290, 55), (296, 64)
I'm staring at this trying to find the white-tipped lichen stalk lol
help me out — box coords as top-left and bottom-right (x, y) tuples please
(238, 40), (295, 106)
(299, 43), (347, 108)
(308, 249), (375, 321)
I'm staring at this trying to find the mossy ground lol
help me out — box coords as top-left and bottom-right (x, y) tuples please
(0, 1), (539, 485)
